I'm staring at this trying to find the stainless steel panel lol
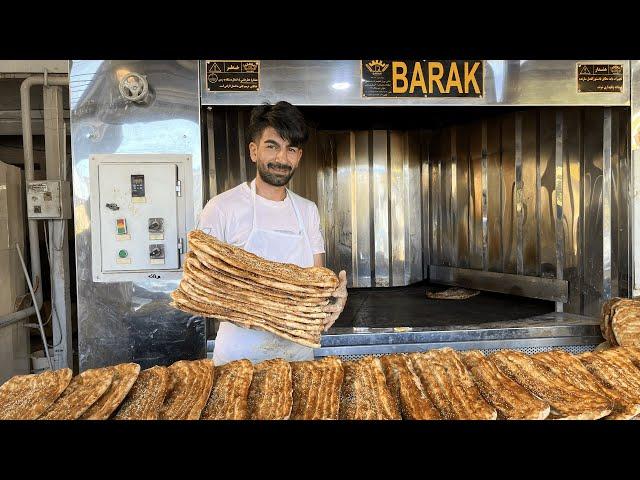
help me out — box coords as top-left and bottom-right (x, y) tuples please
(430, 132), (442, 266)
(200, 60), (630, 107)
(407, 131), (423, 283)
(632, 60), (640, 296)
(236, 111), (247, 182)
(441, 129), (454, 266)
(318, 312), (599, 347)
(602, 109), (612, 301)
(614, 111), (631, 297)
(317, 132), (336, 272)
(70, 60), (205, 370)
(456, 126), (470, 268)
(469, 122), (483, 270)
(372, 130), (390, 286)
(515, 112), (524, 275)
(555, 111), (565, 312)
(390, 131), (406, 285)
(429, 265), (568, 302)
(539, 109), (557, 277)
(334, 133), (352, 284)
(522, 110), (539, 276)
(501, 114), (517, 273)
(421, 132), (430, 276)
(583, 108), (604, 317)
(481, 121), (489, 270)
(450, 128), (458, 266)
(205, 108), (217, 198)
(224, 110), (242, 189)
(610, 110), (619, 297)
(562, 108), (583, 314)
(353, 131), (371, 287)
(304, 128), (319, 204)
(487, 118), (502, 271)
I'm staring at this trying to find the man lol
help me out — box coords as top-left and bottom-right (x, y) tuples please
(198, 101), (348, 365)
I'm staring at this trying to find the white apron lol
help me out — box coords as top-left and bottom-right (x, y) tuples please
(212, 180), (315, 366)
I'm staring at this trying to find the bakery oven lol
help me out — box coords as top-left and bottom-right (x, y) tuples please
(70, 60), (639, 369)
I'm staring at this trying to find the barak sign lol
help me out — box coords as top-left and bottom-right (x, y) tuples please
(362, 60), (483, 98)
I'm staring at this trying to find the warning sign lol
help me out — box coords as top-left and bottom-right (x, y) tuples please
(577, 64), (623, 93)
(206, 60), (260, 92)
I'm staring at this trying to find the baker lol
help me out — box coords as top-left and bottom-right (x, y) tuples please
(198, 101), (348, 365)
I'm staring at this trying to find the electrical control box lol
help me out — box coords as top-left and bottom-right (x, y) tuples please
(26, 180), (72, 219)
(89, 154), (193, 282)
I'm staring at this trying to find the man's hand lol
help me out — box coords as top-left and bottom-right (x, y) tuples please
(322, 270), (348, 332)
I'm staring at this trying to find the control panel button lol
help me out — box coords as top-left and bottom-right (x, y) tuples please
(149, 244), (165, 265)
(118, 249), (128, 258)
(148, 217), (165, 240)
(149, 244), (165, 259)
(116, 218), (127, 235)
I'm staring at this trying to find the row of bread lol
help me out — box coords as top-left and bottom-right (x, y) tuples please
(2, 345), (640, 420)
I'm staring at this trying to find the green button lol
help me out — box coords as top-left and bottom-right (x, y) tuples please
(118, 249), (128, 258)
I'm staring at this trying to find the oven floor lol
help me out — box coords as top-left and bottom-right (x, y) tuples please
(333, 282), (555, 328)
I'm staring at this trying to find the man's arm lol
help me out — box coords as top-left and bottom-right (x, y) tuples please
(313, 253), (325, 267)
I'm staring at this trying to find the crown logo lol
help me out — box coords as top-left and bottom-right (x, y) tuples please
(243, 62), (258, 72)
(365, 60), (389, 74)
(610, 65), (622, 74)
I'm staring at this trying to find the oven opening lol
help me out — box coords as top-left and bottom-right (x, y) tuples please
(202, 104), (629, 356)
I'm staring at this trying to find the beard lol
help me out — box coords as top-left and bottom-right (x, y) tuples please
(257, 161), (296, 187)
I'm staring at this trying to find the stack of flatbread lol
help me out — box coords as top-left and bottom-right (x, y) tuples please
(171, 230), (339, 348)
(600, 298), (640, 347)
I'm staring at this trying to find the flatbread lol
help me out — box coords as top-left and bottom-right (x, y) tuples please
(39, 367), (114, 420)
(533, 350), (639, 420)
(182, 275), (327, 317)
(189, 229), (338, 288)
(80, 363), (141, 420)
(159, 359), (214, 420)
(460, 350), (549, 420)
(179, 280), (327, 326)
(171, 290), (321, 348)
(247, 359), (293, 420)
(0, 368), (72, 420)
(380, 354), (441, 420)
(611, 304), (640, 347)
(185, 257), (329, 308)
(201, 359), (253, 420)
(426, 287), (480, 300)
(339, 356), (401, 420)
(408, 349), (497, 420)
(114, 366), (170, 420)
(193, 249), (334, 297)
(290, 357), (344, 420)
(490, 349), (612, 420)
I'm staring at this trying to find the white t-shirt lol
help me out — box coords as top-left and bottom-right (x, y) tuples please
(197, 180), (325, 255)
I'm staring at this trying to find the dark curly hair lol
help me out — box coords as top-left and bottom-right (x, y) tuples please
(247, 101), (309, 148)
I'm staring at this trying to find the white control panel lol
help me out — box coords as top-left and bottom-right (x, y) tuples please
(89, 154), (192, 282)
(26, 180), (72, 219)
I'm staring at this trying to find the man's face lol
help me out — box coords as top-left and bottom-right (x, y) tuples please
(249, 126), (303, 187)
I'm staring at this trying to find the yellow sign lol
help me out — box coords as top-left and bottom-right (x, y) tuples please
(362, 60), (483, 98)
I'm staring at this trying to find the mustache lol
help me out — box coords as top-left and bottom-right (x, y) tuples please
(267, 162), (292, 172)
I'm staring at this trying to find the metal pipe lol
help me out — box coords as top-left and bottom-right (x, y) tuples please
(0, 306), (37, 329)
(0, 75), (69, 333)
(19, 74), (68, 307)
